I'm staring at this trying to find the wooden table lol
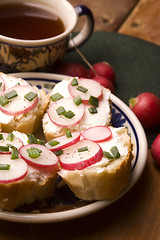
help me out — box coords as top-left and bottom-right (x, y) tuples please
(0, 1), (160, 239)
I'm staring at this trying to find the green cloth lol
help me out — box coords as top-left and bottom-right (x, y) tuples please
(64, 32), (160, 147)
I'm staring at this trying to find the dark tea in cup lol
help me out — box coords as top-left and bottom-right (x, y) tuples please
(0, 2), (65, 40)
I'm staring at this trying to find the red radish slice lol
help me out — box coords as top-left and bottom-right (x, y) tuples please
(0, 132), (23, 154)
(0, 85), (38, 116)
(68, 78), (102, 102)
(48, 97), (85, 127)
(46, 131), (81, 151)
(0, 74), (5, 93)
(0, 154), (28, 183)
(81, 126), (112, 142)
(59, 139), (103, 170)
(19, 144), (59, 168)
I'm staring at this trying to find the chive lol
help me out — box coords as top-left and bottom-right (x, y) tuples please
(0, 145), (9, 152)
(56, 106), (66, 115)
(0, 164), (10, 170)
(73, 95), (82, 106)
(27, 133), (45, 145)
(71, 78), (78, 86)
(50, 93), (63, 102)
(0, 134), (3, 140)
(7, 132), (15, 141)
(76, 86), (88, 93)
(64, 110), (75, 119)
(48, 140), (60, 147)
(0, 95), (9, 106)
(89, 95), (99, 107)
(54, 149), (63, 156)
(4, 90), (18, 100)
(0, 82), (2, 87)
(24, 91), (37, 101)
(103, 151), (113, 159)
(78, 146), (88, 152)
(26, 147), (42, 158)
(65, 129), (72, 138)
(110, 146), (120, 158)
(11, 147), (19, 159)
(88, 107), (98, 114)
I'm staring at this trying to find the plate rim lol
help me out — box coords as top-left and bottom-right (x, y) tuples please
(0, 72), (148, 223)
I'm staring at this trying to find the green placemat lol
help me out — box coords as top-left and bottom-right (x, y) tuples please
(64, 32), (160, 147)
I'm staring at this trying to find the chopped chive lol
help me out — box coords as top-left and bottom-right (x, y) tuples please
(64, 110), (75, 119)
(0, 82), (2, 87)
(103, 151), (113, 159)
(4, 90), (18, 100)
(11, 147), (19, 159)
(26, 147), (42, 158)
(65, 129), (72, 138)
(24, 91), (37, 101)
(78, 146), (88, 152)
(0, 145), (9, 152)
(0, 95), (9, 106)
(56, 106), (66, 115)
(89, 95), (99, 107)
(110, 146), (120, 158)
(76, 86), (88, 93)
(54, 149), (63, 156)
(71, 78), (78, 86)
(27, 133), (45, 145)
(73, 95), (82, 106)
(50, 93), (63, 102)
(0, 134), (3, 140)
(48, 140), (60, 147)
(0, 164), (10, 170)
(7, 132), (15, 141)
(88, 107), (98, 114)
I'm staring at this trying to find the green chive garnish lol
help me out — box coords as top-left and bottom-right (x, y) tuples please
(71, 78), (78, 86)
(7, 132), (15, 141)
(0, 134), (3, 140)
(64, 110), (75, 119)
(0, 82), (2, 87)
(0, 145), (9, 152)
(11, 147), (19, 159)
(89, 95), (99, 107)
(73, 95), (82, 106)
(54, 149), (63, 156)
(0, 164), (10, 170)
(56, 106), (66, 115)
(27, 133), (45, 145)
(48, 140), (60, 147)
(76, 86), (88, 93)
(78, 146), (88, 152)
(4, 90), (18, 100)
(0, 95), (9, 106)
(103, 151), (113, 159)
(50, 93), (63, 102)
(26, 147), (42, 158)
(65, 129), (72, 138)
(88, 107), (98, 114)
(110, 146), (121, 158)
(24, 91), (37, 101)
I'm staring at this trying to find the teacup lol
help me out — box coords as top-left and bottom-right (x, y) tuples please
(0, 0), (94, 73)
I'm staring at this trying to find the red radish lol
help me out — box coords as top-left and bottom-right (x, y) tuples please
(0, 74), (5, 93)
(68, 78), (102, 102)
(46, 131), (81, 151)
(129, 92), (160, 129)
(0, 85), (38, 116)
(81, 126), (112, 142)
(0, 132), (23, 154)
(59, 139), (103, 170)
(0, 154), (28, 183)
(48, 97), (85, 127)
(19, 144), (59, 169)
(93, 76), (115, 93)
(56, 62), (88, 78)
(88, 62), (115, 82)
(151, 134), (160, 165)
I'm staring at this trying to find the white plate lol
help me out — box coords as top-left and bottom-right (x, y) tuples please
(0, 72), (148, 223)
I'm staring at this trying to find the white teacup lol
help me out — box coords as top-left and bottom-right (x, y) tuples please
(0, 0), (94, 72)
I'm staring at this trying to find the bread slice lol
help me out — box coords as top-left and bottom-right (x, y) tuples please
(0, 73), (49, 134)
(42, 78), (111, 141)
(58, 127), (133, 200)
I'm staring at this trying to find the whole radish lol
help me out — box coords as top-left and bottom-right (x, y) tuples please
(56, 62), (88, 78)
(151, 134), (160, 165)
(88, 61), (115, 83)
(129, 92), (160, 129)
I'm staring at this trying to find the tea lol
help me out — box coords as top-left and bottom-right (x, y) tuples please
(0, 3), (65, 40)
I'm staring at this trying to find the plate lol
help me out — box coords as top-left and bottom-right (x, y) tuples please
(0, 72), (148, 223)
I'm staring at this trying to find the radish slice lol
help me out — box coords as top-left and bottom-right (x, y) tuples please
(59, 139), (103, 170)
(0, 132), (23, 154)
(0, 74), (5, 93)
(48, 97), (85, 127)
(46, 131), (81, 151)
(19, 144), (59, 168)
(0, 154), (28, 183)
(0, 85), (38, 116)
(68, 78), (102, 102)
(81, 126), (112, 142)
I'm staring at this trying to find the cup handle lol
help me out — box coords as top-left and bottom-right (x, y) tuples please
(68, 5), (94, 51)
